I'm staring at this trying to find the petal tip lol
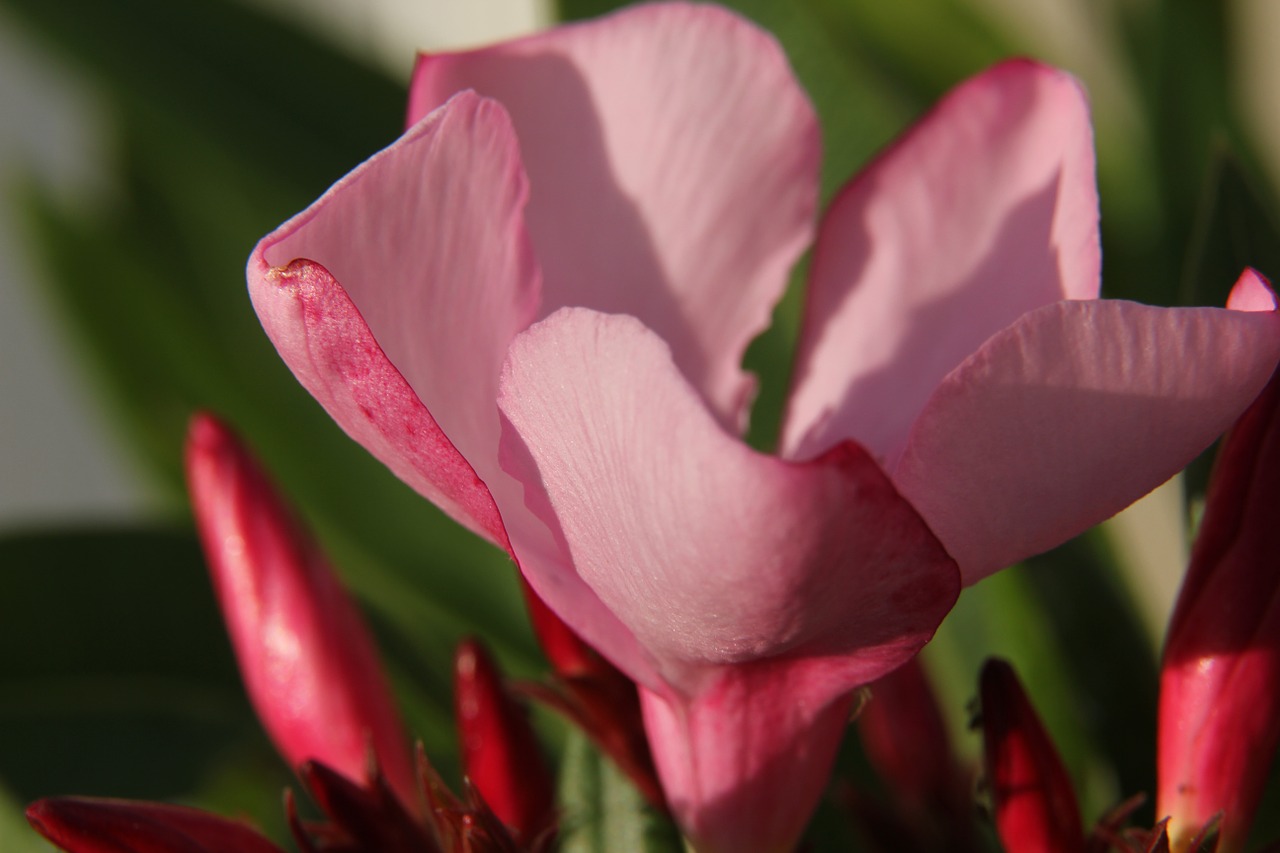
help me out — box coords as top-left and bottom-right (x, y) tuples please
(1228, 268), (1278, 312)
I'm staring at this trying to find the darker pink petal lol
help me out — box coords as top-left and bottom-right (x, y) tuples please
(249, 90), (541, 545)
(1158, 354), (1280, 853)
(248, 258), (506, 545)
(894, 292), (1280, 584)
(27, 797), (285, 853)
(410, 3), (818, 430)
(640, 666), (855, 853)
(785, 59), (1099, 465)
(185, 414), (416, 807)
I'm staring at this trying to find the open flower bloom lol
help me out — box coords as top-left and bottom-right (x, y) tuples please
(247, 4), (1280, 850)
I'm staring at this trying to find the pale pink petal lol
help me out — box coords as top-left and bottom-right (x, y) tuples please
(185, 415), (416, 808)
(639, 667), (856, 853)
(1228, 267), (1278, 311)
(893, 297), (1280, 585)
(784, 60), (1099, 466)
(248, 91), (540, 545)
(496, 308), (958, 695)
(410, 4), (819, 430)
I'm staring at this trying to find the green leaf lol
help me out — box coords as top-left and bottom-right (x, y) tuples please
(922, 534), (1155, 826)
(0, 527), (274, 803)
(4, 0), (538, 669)
(1181, 142), (1280, 315)
(1178, 143), (1280, 504)
(0, 524), (471, 841)
(557, 728), (682, 853)
(0, 0), (406, 194)
(0, 781), (54, 853)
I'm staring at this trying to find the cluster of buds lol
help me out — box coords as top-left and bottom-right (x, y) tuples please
(849, 357), (1280, 853)
(26, 414), (652, 853)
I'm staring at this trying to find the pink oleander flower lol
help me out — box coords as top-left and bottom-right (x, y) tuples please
(246, 4), (1280, 850)
(1158, 324), (1280, 853)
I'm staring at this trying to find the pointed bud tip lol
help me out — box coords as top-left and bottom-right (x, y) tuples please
(24, 799), (55, 841)
(184, 411), (242, 471)
(452, 638), (555, 842)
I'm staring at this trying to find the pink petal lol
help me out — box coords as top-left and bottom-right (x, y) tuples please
(248, 91), (540, 545)
(784, 60), (1099, 466)
(639, 667), (856, 853)
(1228, 267), (1278, 311)
(893, 295), (1280, 585)
(410, 4), (819, 430)
(185, 414), (416, 809)
(496, 308), (958, 695)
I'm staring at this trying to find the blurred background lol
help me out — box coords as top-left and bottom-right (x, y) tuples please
(0, 0), (551, 526)
(3, 0), (1280, 850)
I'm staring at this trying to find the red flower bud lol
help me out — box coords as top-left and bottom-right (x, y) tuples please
(26, 796), (284, 853)
(980, 658), (1083, 853)
(1158, 354), (1280, 853)
(454, 638), (555, 843)
(185, 413), (415, 808)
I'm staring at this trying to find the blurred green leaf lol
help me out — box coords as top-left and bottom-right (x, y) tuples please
(1178, 144), (1280, 505)
(0, 0), (405, 192)
(922, 534), (1156, 826)
(796, 0), (1011, 102)
(1021, 534), (1159, 821)
(5, 0), (537, 673)
(1182, 143), (1280, 313)
(557, 728), (681, 853)
(0, 525), (472, 841)
(1106, 0), (1271, 309)
(0, 781), (53, 853)
(0, 527), (271, 803)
